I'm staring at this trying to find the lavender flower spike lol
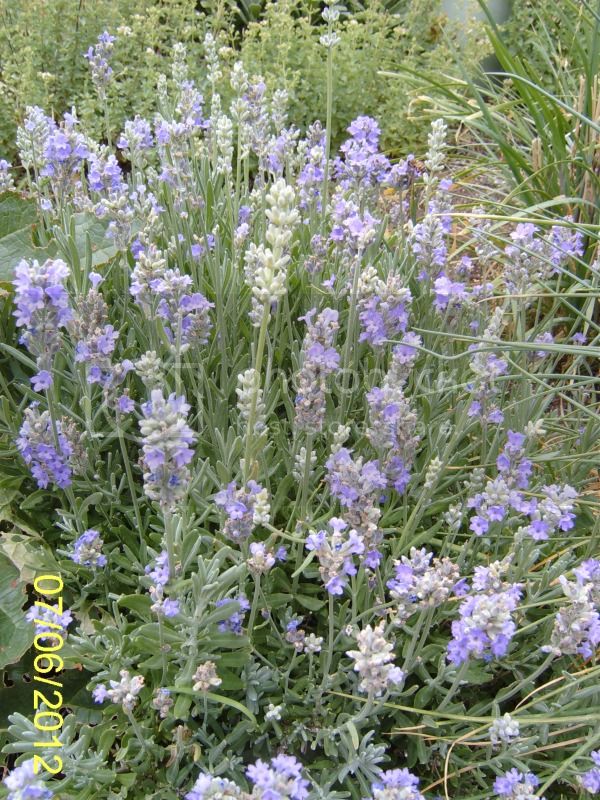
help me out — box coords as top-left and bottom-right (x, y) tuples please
(294, 307), (340, 433)
(84, 31), (116, 100)
(139, 390), (196, 508)
(2, 759), (53, 800)
(16, 404), (84, 490)
(246, 754), (310, 800)
(346, 621), (405, 696)
(13, 257), (72, 388)
(493, 769), (545, 800)
(70, 528), (107, 568)
(367, 769), (425, 800)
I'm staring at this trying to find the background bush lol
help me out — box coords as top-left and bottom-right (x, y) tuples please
(0, 0), (486, 163)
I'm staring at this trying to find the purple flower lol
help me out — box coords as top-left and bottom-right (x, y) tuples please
(409, 185), (451, 277)
(581, 751), (600, 794)
(117, 116), (154, 157)
(294, 307), (340, 433)
(26, 604), (73, 636)
(31, 370), (53, 391)
(215, 594), (250, 634)
(368, 769), (425, 800)
(521, 484), (577, 541)
(13, 257), (72, 379)
(139, 390), (196, 508)
(447, 583), (522, 664)
(41, 112), (89, 189)
(88, 151), (126, 195)
(214, 480), (265, 543)
(297, 122), (327, 210)
(334, 116), (390, 191)
(387, 547), (461, 622)
(84, 31), (115, 97)
(330, 195), (380, 251)
(543, 575), (600, 659)
(2, 759), (53, 800)
(117, 393), (135, 413)
(346, 621), (405, 696)
(16, 404), (81, 490)
(433, 272), (467, 311)
(70, 528), (107, 568)
(493, 769), (544, 799)
(146, 268), (214, 347)
(246, 754), (309, 800)
(326, 448), (387, 554)
(92, 683), (108, 703)
(358, 277), (412, 348)
(306, 517), (365, 595)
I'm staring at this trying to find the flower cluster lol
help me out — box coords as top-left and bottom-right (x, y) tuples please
(542, 573), (600, 659)
(26, 604), (73, 636)
(493, 769), (545, 800)
(358, 268), (412, 348)
(17, 404), (84, 489)
(468, 429), (578, 541)
(93, 669), (145, 712)
(215, 481), (270, 543)
(246, 755), (309, 800)
(145, 550), (180, 616)
(367, 769), (425, 800)
(69, 528), (107, 568)
(192, 661), (222, 693)
(139, 390), (196, 508)
(13, 257), (72, 389)
(366, 352), (420, 495)
(215, 594), (250, 634)
(186, 755), (308, 800)
(294, 307), (340, 433)
(504, 221), (584, 296)
(447, 582), (522, 664)
(346, 622), (405, 696)
(334, 116), (390, 191)
(466, 307), (508, 424)
(245, 178), (299, 321)
(144, 268), (214, 349)
(306, 517), (365, 595)
(84, 31), (116, 99)
(325, 447), (386, 557)
(489, 714), (521, 747)
(580, 751), (600, 794)
(387, 547), (463, 622)
(2, 760), (53, 800)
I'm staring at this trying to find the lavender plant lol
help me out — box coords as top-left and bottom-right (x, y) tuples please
(0, 24), (599, 800)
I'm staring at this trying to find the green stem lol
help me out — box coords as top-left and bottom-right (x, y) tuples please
(320, 593), (336, 691)
(163, 508), (176, 581)
(243, 301), (270, 482)
(438, 661), (469, 711)
(247, 575), (262, 643)
(116, 412), (145, 559)
(321, 36), (334, 226)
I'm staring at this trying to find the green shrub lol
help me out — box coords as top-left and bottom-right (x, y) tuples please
(0, 0), (484, 163)
(238, 0), (486, 155)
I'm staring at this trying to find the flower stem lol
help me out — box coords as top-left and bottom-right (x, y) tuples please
(243, 300), (270, 482)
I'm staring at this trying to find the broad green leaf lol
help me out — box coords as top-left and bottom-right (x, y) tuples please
(0, 553), (33, 669)
(71, 212), (117, 268)
(0, 227), (54, 282)
(0, 193), (37, 237)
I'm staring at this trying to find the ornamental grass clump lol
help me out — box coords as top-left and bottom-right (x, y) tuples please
(0, 19), (599, 800)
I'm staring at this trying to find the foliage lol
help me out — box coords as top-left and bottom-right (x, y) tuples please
(237, 0), (486, 155)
